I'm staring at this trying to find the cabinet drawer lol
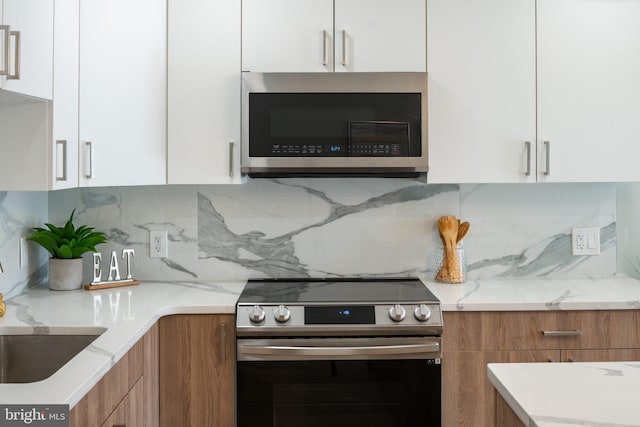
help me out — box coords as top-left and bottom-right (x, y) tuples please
(70, 339), (144, 427)
(443, 310), (640, 351)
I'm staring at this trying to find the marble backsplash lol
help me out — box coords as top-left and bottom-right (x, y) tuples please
(0, 180), (619, 297)
(38, 180), (617, 286)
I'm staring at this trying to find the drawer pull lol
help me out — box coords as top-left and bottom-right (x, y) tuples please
(542, 330), (582, 337)
(113, 424), (126, 427)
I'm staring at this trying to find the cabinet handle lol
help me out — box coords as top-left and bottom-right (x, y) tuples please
(322, 30), (328, 66)
(7, 30), (20, 80)
(341, 30), (347, 66)
(229, 141), (234, 178)
(524, 141), (531, 176)
(542, 330), (582, 337)
(220, 323), (226, 364)
(0, 25), (9, 76)
(85, 141), (94, 179)
(543, 140), (550, 175)
(56, 140), (68, 181)
(113, 424), (126, 427)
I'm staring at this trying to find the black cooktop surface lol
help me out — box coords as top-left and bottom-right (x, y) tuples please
(238, 277), (438, 304)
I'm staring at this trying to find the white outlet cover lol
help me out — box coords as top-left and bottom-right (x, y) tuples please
(572, 227), (600, 256)
(150, 230), (168, 258)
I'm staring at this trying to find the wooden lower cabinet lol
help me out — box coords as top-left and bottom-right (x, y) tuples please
(101, 378), (145, 427)
(443, 310), (640, 427)
(443, 350), (559, 427)
(70, 323), (159, 427)
(159, 314), (235, 427)
(495, 393), (525, 427)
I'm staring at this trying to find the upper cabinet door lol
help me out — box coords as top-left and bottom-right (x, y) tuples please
(79, 0), (166, 187)
(167, 0), (242, 184)
(334, 0), (425, 72)
(242, 0), (333, 72)
(1, 0), (53, 100)
(537, 0), (640, 182)
(427, 0), (536, 183)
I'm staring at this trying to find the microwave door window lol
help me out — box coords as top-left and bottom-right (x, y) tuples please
(248, 93), (421, 158)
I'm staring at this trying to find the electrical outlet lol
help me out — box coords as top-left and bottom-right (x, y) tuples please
(572, 227), (600, 256)
(150, 230), (168, 258)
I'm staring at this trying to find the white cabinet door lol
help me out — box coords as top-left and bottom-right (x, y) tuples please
(1, 0), (53, 100)
(242, 0), (333, 72)
(79, 0), (166, 187)
(168, 0), (241, 184)
(52, 0), (79, 190)
(537, 0), (640, 182)
(427, 0), (536, 183)
(334, 0), (425, 72)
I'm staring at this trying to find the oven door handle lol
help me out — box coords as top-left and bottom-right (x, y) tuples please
(240, 342), (440, 358)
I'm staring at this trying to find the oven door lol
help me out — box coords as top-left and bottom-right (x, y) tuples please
(237, 337), (441, 427)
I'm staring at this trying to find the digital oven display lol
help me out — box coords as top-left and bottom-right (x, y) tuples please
(304, 305), (375, 325)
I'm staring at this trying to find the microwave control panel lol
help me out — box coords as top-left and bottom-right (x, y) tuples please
(270, 143), (406, 157)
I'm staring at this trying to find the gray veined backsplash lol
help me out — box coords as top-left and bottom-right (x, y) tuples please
(0, 181), (621, 296)
(42, 180), (617, 286)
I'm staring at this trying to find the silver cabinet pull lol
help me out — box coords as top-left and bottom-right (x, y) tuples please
(525, 141), (531, 176)
(228, 141), (234, 178)
(543, 140), (550, 175)
(56, 140), (68, 181)
(341, 30), (347, 66)
(7, 30), (20, 80)
(542, 330), (582, 337)
(322, 30), (328, 66)
(220, 323), (227, 364)
(85, 141), (93, 179)
(0, 25), (9, 76)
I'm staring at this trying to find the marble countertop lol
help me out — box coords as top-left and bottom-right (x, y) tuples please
(2, 276), (640, 408)
(488, 361), (640, 427)
(0, 281), (245, 408)
(424, 276), (640, 311)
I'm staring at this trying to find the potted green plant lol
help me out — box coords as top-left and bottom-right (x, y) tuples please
(27, 209), (108, 290)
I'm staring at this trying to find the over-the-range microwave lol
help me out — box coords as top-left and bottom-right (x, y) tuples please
(241, 72), (428, 178)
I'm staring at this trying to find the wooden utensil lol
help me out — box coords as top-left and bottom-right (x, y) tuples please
(435, 215), (461, 282)
(456, 221), (470, 244)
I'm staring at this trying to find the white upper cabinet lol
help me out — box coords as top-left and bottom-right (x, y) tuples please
(334, 0), (425, 72)
(1, 0), (54, 100)
(429, 0), (640, 183)
(52, 0), (79, 190)
(242, 0), (333, 72)
(167, 0), (242, 184)
(537, 0), (640, 182)
(427, 0), (536, 184)
(78, 0), (166, 187)
(242, 0), (425, 72)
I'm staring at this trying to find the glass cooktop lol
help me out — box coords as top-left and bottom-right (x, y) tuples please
(238, 277), (438, 304)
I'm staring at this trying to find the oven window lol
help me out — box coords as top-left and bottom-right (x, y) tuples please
(237, 359), (440, 427)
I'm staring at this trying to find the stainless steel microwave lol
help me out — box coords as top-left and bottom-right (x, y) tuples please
(241, 72), (428, 178)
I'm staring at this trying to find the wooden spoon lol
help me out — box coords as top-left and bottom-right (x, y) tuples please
(437, 216), (460, 282)
(456, 221), (470, 244)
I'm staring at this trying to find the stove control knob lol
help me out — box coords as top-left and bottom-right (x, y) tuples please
(389, 304), (406, 322)
(274, 305), (291, 323)
(249, 305), (265, 323)
(414, 304), (432, 322)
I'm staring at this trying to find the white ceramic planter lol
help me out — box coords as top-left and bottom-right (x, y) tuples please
(49, 258), (83, 291)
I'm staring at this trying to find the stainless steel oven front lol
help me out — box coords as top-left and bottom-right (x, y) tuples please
(235, 278), (443, 427)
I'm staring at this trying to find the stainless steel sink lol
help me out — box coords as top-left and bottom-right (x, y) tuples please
(0, 328), (106, 383)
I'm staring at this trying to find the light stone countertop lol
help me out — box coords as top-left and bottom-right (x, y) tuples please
(3, 276), (640, 409)
(423, 275), (640, 311)
(0, 281), (245, 408)
(488, 361), (640, 427)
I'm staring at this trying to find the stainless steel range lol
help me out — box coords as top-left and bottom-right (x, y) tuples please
(236, 277), (443, 427)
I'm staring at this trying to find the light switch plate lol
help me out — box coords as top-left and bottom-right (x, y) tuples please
(572, 227), (600, 256)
